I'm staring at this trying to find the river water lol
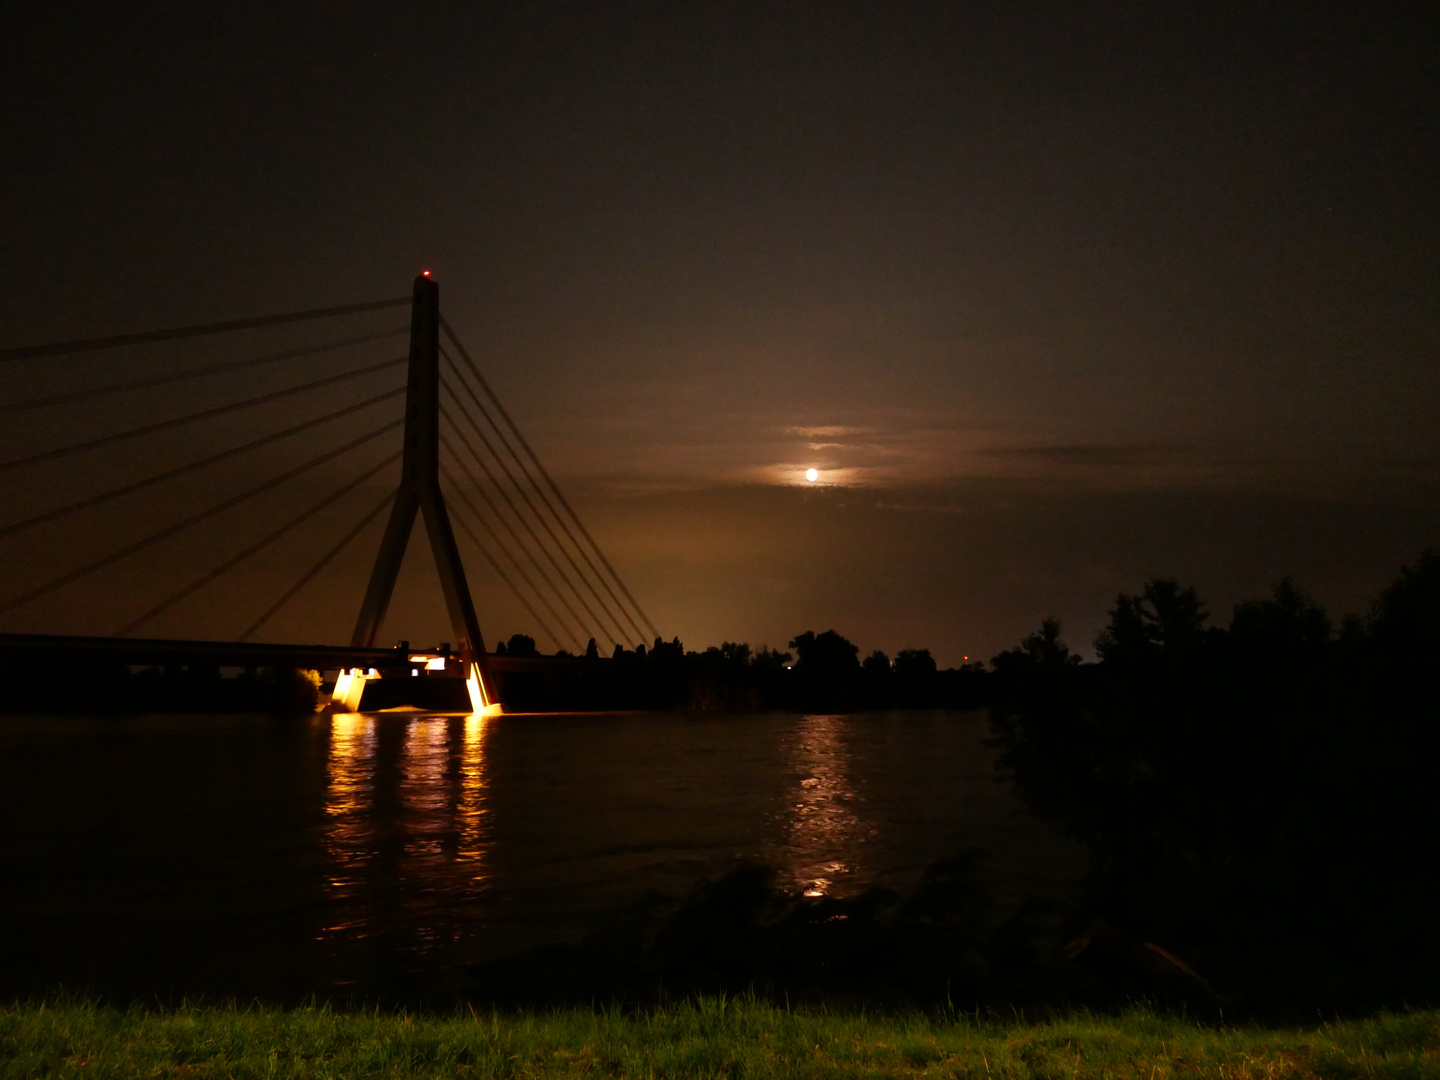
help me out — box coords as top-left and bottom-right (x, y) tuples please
(0, 710), (1081, 1004)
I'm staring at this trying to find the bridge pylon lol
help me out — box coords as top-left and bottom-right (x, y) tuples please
(342, 272), (498, 714)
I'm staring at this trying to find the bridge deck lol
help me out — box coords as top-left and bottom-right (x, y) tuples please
(0, 632), (576, 672)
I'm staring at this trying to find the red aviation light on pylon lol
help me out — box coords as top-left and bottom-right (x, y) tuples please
(421, 270), (432, 277)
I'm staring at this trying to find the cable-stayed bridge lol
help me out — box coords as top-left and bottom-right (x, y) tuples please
(0, 274), (657, 712)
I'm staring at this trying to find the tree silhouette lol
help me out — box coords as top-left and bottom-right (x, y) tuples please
(894, 647), (938, 706)
(1093, 578), (1209, 663)
(505, 633), (538, 658)
(861, 649), (892, 707)
(789, 629), (861, 710)
(988, 559), (1440, 1010)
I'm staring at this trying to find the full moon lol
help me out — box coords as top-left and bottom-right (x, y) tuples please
(805, 468), (819, 482)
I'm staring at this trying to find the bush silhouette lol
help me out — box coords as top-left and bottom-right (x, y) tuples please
(988, 553), (1440, 1012)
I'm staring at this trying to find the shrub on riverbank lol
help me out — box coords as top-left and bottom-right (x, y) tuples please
(5, 999), (1439, 1079)
(988, 551), (1440, 1012)
(466, 857), (1058, 1012)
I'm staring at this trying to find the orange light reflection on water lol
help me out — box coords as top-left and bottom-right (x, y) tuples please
(457, 714), (492, 881)
(320, 711), (494, 951)
(321, 712), (377, 940)
(400, 719), (450, 953)
(785, 714), (864, 897)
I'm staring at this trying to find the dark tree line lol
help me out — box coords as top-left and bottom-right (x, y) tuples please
(492, 627), (990, 711)
(987, 551), (1440, 1012)
(0, 658), (320, 714)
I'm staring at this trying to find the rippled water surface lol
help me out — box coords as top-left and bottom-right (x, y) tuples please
(0, 710), (1081, 1002)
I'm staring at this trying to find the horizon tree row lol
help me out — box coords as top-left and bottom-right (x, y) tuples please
(489, 626), (989, 711)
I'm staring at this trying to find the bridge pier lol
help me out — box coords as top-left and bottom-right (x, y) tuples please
(331, 668), (369, 711)
(325, 644), (500, 714)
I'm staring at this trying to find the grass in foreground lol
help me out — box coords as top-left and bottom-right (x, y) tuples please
(4, 998), (1439, 1079)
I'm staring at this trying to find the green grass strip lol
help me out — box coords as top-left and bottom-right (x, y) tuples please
(3, 998), (1439, 1079)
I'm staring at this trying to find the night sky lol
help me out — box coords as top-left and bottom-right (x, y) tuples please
(2, 2), (1438, 664)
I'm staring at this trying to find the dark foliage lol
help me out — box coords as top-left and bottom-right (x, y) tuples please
(0, 658), (319, 714)
(788, 630), (861, 710)
(465, 855), (1071, 1009)
(465, 854), (1227, 1012)
(492, 631), (991, 712)
(988, 552), (1440, 1014)
(499, 633), (538, 658)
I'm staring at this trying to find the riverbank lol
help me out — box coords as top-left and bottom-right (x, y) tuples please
(4, 999), (1437, 1079)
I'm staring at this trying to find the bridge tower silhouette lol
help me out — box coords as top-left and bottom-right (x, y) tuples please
(344, 273), (494, 713)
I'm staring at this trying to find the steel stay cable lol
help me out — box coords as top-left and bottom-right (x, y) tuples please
(446, 496), (567, 656)
(442, 352), (637, 645)
(440, 321), (658, 639)
(442, 458), (581, 654)
(443, 434), (586, 646)
(239, 490), (398, 644)
(441, 403), (597, 642)
(0, 355), (407, 474)
(441, 320), (656, 637)
(440, 400), (605, 645)
(0, 296), (409, 363)
(443, 470), (577, 655)
(439, 430), (590, 646)
(0, 418), (403, 616)
(440, 466), (572, 654)
(115, 450), (404, 637)
(440, 382), (625, 647)
(0, 387), (405, 542)
(442, 346), (645, 645)
(0, 327), (407, 418)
